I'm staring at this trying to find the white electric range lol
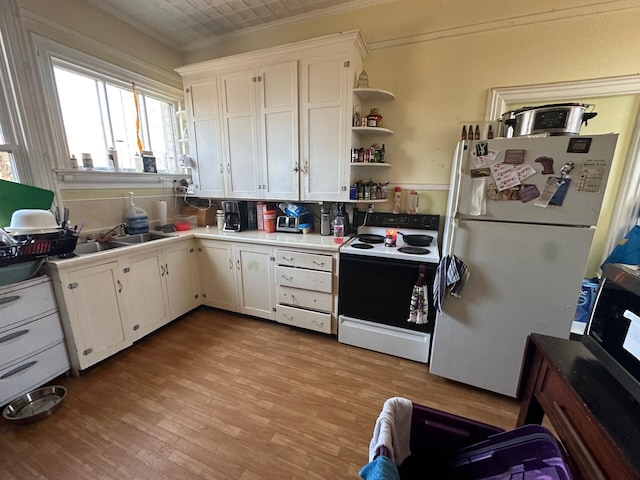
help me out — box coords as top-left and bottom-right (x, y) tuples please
(338, 212), (441, 363)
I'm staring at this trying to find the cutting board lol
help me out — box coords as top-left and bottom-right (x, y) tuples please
(0, 179), (55, 227)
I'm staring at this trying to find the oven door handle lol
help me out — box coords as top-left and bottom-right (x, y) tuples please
(340, 253), (437, 271)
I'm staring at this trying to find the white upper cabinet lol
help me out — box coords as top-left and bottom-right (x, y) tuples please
(184, 76), (225, 197)
(219, 61), (298, 199)
(299, 53), (357, 201)
(177, 30), (366, 201)
(258, 61), (298, 200)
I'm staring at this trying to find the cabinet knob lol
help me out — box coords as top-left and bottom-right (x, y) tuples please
(133, 324), (140, 331)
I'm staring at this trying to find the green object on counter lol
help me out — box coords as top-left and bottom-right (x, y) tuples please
(0, 179), (54, 227)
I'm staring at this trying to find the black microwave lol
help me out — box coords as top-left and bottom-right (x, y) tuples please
(582, 263), (640, 404)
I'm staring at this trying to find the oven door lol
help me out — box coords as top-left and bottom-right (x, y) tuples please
(338, 253), (437, 331)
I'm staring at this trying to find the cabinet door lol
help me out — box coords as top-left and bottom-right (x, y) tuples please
(186, 76), (225, 197)
(258, 61), (299, 200)
(299, 53), (351, 201)
(220, 69), (261, 198)
(122, 250), (170, 340)
(163, 242), (200, 319)
(198, 240), (236, 311)
(233, 244), (275, 320)
(65, 262), (130, 370)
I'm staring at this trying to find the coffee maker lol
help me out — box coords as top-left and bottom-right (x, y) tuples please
(222, 201), (248, 232)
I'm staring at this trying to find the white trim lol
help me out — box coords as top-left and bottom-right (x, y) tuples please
(53, 170), (188, 190)
(368, 1), (640, 51)
(486, 74), (640, 262)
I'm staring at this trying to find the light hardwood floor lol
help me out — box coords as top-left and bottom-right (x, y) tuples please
(0, 308), (520, 479)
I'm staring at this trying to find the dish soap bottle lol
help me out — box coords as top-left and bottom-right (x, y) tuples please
(125, 192), (149, 234)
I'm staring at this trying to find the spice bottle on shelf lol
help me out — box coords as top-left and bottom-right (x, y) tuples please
(393, 186), (402, 214)
(353, 106), (361, 127)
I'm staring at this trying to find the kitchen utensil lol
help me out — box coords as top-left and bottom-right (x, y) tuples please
(2, 385), (67, 424)
(0, 180), (55, 228)
(507, 103), (597, 136)
(398, 232), (433, 246)
(6, 209), (61, 234)
(357, 234), (385, 243)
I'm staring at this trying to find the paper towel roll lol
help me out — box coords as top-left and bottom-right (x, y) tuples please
(156, 200), (167, 227)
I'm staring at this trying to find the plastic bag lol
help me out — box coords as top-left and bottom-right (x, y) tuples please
(601, 225), (640, 267)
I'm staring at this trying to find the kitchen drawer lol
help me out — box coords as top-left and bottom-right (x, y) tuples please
(0, 312), (65, 368)
(276, 304), (331, 334)
(0, 342), (69, 406)
(537, 365), (610, 479)
(277, 285), (332, 313)
(0, 276), (57, 331)
(275, 250), (333, 272)
(275, 265), (332, 293)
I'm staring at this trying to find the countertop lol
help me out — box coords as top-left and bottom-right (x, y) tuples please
(46, 227), (342, 269)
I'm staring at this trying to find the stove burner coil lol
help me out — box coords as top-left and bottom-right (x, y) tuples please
(351, 243), (374, 249)
(397, 247), (431, 255)
(357, 234), (385, 244)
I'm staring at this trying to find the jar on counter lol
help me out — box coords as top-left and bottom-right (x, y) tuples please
(264, 210), (277, 233)
(216, 209), (225, 231)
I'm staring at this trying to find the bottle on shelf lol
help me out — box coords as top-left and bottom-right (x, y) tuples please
(468, 125), (474, 140)
(474, 125), (480, 140)
(353, 106), (361, 127)
(487, 124), (494, 139)
(461, 125), (467, 141)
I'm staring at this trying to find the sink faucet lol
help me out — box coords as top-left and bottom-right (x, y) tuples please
(98, 223), (126, 242)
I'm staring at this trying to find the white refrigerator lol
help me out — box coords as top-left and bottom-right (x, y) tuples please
(429, 133), (619, 397)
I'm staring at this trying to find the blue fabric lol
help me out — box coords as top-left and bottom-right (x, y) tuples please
(602, 225), (640, 267)
(359, 455), (400, 480)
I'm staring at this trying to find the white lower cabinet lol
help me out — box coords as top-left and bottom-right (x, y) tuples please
(198, 240), (236, 311)
(120, 249), (170, 341)
(274, 249), (336, 334)
(0, 276), (70, 406)
(48, 239), (201, 374)
(197, 239), (275, 321)
(48, 261), (131, 374)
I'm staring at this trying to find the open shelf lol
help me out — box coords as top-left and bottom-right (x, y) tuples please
(352, 126), (394, 135)
(353, 88), (396, 101)
(350, 162), (391, 167)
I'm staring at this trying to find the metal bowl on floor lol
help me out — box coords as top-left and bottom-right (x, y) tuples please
(2, 385), (67, 424)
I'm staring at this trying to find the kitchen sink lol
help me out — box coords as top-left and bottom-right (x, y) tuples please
(113, 232), (174, 244)
(74, 241), (125, 255)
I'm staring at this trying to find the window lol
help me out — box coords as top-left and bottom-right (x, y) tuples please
(53, 61), (179, 172)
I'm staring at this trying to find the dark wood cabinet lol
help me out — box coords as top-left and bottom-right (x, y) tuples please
(517, 334), (640, 480)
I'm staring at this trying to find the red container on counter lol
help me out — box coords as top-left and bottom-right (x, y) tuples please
(264, 210), (277, 233)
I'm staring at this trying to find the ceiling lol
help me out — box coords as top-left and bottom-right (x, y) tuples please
(85, 0), (383, 51)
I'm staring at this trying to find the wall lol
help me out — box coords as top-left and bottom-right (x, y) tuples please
(14, 0), (640, 268)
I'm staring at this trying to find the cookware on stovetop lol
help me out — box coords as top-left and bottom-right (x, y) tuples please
(505, 103), (597, 137)
(397, 232), (433, 247)
(357, 234), (385, 244)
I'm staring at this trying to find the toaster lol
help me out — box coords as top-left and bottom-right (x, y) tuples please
(276, 213), (313, 233)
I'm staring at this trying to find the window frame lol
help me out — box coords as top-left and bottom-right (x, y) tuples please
(34, 34), (185, 178)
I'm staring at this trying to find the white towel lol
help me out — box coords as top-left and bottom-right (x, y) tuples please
(368, 397), (413, 465)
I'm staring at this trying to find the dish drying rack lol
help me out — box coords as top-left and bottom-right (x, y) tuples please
(0, 230), (79, 266)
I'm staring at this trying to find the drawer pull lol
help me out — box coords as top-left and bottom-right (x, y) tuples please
(283, 313), (294, 322)
(553, 401), (606, 479)
(117, 280), (123, 293)
(312, 260), (326, 267)
(290, 294), (298, 305)
(281, 274), (293, 282)
(1, 360), (37, 379)
(312, 320), (324, 327)
(0, 329), (29, 344)
(0, 295), (20, 308)
(282, 256), (294, 263)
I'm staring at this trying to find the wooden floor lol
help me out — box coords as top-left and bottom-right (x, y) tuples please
(0, 308), (520, 479)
